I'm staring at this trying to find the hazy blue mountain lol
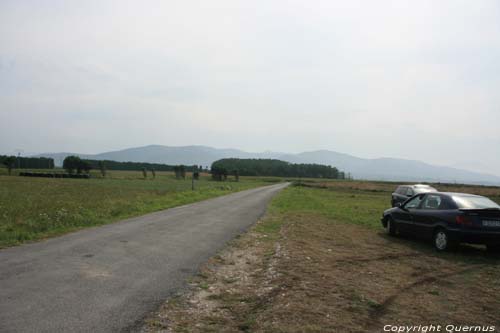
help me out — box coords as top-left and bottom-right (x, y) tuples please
(34, 145), (500, 185)
(275, 150), (500, 184)
(34, 146), (262, 169)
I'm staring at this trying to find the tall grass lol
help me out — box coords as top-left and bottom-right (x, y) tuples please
(0, 172), (273, 247)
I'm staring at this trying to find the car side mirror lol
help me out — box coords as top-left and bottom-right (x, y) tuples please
(397, 203), (408, 211)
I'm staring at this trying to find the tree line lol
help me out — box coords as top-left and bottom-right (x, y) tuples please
(0, 155), (55, 175)
(81, 159), (204, 173)
(62, 156), (203, 179)
(211, 158), (346, 179)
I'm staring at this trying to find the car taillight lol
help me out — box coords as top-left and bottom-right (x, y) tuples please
(456, 215), (473, 225)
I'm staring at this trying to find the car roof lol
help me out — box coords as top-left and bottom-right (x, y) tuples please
(438, 192), (483, 198)
(417, 191), (484, 199)
(396, 184), (435, 188)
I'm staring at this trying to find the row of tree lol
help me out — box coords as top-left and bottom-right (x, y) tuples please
(62, 156), (202, 180)
(2, 155), (347, 181)
(81, 159), (205, 173)
(0, 155), (55, 175)
(211, 158), (346, 179)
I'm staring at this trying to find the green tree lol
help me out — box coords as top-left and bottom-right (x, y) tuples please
(211, 158), (344, 179)
(211, 165), (228, 181)
(2, 156), (16, 175)
(193, 165), (200, 180)
(63, 156), (80, 174)
(81, 160), (92, 174)
(98, 161), (107, 177)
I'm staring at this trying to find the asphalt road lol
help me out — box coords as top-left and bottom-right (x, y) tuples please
(0, 183), (288, 333)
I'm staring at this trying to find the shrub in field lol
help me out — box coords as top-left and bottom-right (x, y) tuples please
(151, 168), (156, 179)
(19, 172), (90, 179)
(142, 168), (147, 179)
(174, 165), (186, 179)
(98, 161), (107, 177)
(211, 166), (228, 181)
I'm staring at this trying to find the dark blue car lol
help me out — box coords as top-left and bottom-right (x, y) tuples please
(381, 192), (500, 251)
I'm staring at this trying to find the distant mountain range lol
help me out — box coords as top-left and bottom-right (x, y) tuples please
(33, 145), (500, 185)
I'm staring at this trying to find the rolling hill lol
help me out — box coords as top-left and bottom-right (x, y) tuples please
(34, 145), (500, 185)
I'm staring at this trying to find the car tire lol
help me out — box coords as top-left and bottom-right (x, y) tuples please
(486, 244), (500, 254)
(433, 228), (456, 252)
(386, 217), (397, 236)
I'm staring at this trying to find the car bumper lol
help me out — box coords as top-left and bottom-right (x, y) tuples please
(448, 229), (500, 245)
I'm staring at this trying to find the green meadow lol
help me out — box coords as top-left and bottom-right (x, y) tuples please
(0, 169), (277, 248)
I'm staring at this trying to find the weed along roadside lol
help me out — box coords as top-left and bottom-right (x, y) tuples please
(145, 181), (500, 332)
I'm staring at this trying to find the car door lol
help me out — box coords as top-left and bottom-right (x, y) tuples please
(412, 194), (443, 239)
(392, 194), (424, 234)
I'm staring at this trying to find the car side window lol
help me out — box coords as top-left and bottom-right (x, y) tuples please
(404, 195), (423, 209)
(422, 194), (442, 210)
(406, 188), (414, 196)
(397, 186), (406, 194)
(441, 197), (457, 210)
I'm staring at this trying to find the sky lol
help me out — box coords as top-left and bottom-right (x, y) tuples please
(1, 0), (500, 175)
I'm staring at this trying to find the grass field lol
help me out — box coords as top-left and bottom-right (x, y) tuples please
(149, 180), (500, 332)
(0, 168), (279, 248)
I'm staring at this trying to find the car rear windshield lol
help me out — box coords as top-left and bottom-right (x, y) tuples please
(396, 186), (406, 194)
(414, 186), (437, 193)
(452, 195), (500, 209)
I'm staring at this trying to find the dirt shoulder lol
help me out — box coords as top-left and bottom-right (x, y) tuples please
(144, 204), (500, 332)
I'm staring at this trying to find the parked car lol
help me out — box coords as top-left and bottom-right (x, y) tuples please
(381, 192), (500, 252)
(391, 184), (437, 207)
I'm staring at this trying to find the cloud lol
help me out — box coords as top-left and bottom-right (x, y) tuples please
(1, 0), (500, 175)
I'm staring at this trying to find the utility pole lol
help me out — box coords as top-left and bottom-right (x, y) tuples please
(192, 175), (195, 191)
(14, 149), (23, 169)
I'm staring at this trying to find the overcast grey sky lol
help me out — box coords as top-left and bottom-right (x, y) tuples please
(1, 0), (500, 175)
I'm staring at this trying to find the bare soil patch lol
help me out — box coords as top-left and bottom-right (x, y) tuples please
(144, 213), (500, 332)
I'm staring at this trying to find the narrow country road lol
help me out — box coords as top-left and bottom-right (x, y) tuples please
(0, 183), (288, 333)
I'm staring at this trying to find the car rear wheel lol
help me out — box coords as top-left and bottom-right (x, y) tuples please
(433, 229), (455, 251)
(487, 244), (500, 253)
(386, 217), (397, 236)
